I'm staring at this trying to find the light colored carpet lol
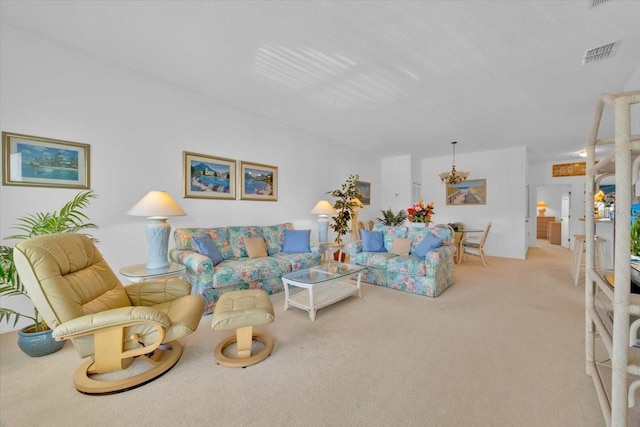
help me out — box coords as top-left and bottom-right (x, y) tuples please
(0, 241), (604, 427)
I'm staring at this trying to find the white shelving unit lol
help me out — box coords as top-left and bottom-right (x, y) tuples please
(585, 90), (640, 427)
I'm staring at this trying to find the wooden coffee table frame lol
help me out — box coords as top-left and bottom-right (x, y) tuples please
(282, 263), (364, 321)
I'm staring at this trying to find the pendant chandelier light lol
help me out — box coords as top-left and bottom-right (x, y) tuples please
(439, 141), (469, 185)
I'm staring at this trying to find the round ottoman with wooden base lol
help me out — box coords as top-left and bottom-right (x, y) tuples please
(211, 289), (275, 368)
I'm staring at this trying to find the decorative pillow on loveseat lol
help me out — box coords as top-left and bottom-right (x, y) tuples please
(245, 237), (268, 258)
(390, 237), (413, 256)
(192, 234), (224, 265)
(282, 229), (311, 253)
(412, 234), (443, 257)
(361, 230), (386, 252)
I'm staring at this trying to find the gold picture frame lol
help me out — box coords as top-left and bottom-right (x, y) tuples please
(239, 161), (278, 201)
(183, 151), (236, 199)
(2, 131), (90, 189)
(356, 181), (371, 205)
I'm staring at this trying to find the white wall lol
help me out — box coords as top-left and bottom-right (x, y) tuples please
(421, 146), (528, 260)
(380, 155), (412, 216)
(0, 25), (382, 333)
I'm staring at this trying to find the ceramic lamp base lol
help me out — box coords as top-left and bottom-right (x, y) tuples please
(145, 217), (171, 270)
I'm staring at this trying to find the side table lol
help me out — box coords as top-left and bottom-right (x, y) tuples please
(119, 262), (186, 283)
(319, 243), (344, 263)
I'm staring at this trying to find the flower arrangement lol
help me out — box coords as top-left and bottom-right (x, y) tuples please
(594, 190), (605, 203)
(407, 199), (435, 224)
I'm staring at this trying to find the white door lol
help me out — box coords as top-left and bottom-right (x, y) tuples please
(561, 190), (571, 249)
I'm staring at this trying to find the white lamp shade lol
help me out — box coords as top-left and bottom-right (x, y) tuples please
(127, 191), (186, 218)
(311, 200), (336, 215)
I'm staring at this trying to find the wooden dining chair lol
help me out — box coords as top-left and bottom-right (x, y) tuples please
(462, 223), (492, 267)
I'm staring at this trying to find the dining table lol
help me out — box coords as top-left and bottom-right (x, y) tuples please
(453, 228), (484, 264)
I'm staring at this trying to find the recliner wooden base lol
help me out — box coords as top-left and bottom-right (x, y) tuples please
(73, 341), (183, 394)
(214, 328), (273, 368)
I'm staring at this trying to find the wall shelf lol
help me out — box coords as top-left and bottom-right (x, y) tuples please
(585, 90), (640, 427)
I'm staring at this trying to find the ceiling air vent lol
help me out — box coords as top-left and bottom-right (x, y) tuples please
(590, 0), (612, 8)
(581, 40), (620, 65)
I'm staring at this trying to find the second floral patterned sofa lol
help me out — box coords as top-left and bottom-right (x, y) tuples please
(170, 223), (321, 313)
(345, 224), (456, 297)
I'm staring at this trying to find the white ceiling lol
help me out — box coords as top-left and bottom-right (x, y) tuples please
(1, 0), (639, 162)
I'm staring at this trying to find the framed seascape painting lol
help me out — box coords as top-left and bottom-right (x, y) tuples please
(446, 178), (487, 205)
(183, 151), (236, 199)
(2, 132), (90, 189)
(239, 161), (277, 201)
(356, 181), (371, 205)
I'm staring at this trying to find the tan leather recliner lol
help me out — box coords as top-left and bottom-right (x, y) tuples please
(13, 233), (204, 394)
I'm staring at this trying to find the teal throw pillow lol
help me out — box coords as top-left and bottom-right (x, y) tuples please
(192, 235), (224, 265)
(361, 230), (386, 252)
(412, 234), (443, 257)
(282, 229), (311, 253)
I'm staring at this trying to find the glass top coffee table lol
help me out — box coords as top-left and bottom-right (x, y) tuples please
(282, 262), (365, 321)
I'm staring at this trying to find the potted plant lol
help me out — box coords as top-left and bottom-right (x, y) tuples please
(377, 208), (407, 226)
(327, 174), (363, 248)
(0, 190), (98, 357)
(632, 217), (640, 257)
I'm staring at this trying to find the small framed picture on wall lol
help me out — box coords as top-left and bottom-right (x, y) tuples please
(183, 151), (236, 199)
(446, 179), (487, 205)
(239, 161), (278, 201)
(2, 132), (90, 189)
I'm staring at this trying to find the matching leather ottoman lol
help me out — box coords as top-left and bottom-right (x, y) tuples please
(211, 289), (275, 367)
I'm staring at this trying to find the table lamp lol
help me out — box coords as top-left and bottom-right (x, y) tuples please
(310, 200), (336, 243)
(127, 190), (186, 270)
(537, 200), (547, 217)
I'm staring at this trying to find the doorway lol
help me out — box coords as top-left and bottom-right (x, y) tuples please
(536, 184), (572, 249)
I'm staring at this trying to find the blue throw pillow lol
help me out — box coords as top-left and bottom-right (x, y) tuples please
(192, 235), (224, 265)
(412, 234), (443, 257)
(361, 230), (386, 252)
(282, 229), (311, 253)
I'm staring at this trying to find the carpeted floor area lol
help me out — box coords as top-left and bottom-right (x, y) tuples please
(0, 241), (606, 427)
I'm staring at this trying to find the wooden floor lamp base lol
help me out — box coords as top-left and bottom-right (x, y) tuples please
(73, 341), (183, 395)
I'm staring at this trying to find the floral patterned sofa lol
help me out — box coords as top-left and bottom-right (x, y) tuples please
(345, 224), (455, 297)
(170, 223), (321, 314)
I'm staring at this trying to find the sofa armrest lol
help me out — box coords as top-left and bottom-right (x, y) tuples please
(309, 242), (321, 255)
(345, 241), (362, 258)
(125, 278), (192, 306)
(425, 245), (456, 266)
(53, 306), (171, 340)
(169, 249), (214, 295)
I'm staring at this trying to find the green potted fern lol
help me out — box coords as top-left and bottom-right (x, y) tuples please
(377, 208), (407, 226)
(0, 190), (98, 356)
